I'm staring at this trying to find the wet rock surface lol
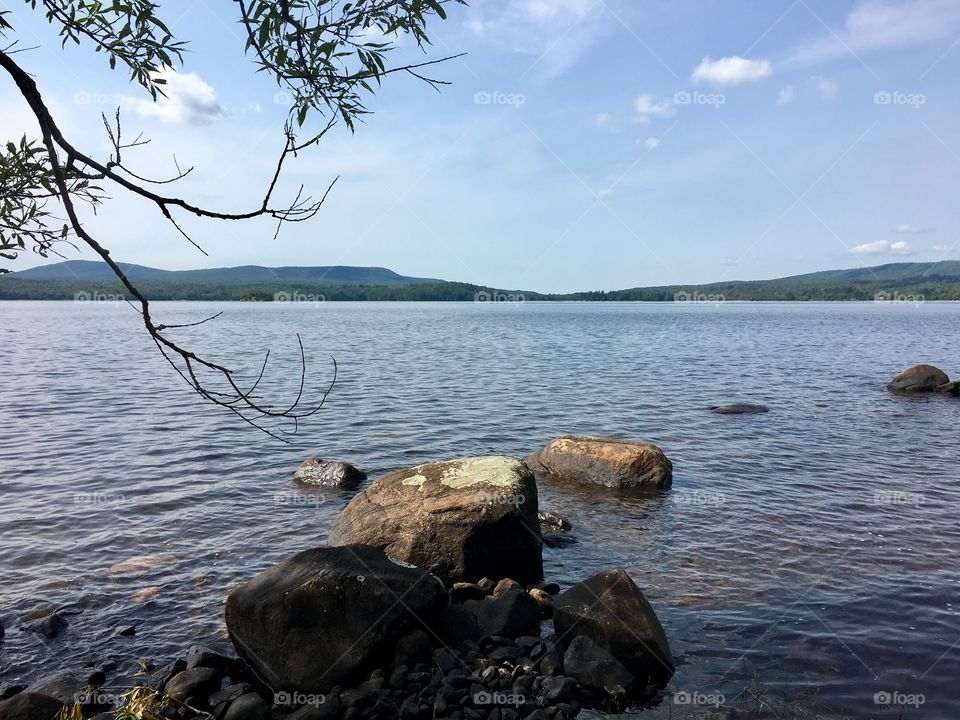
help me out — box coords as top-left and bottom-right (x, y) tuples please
(526, 436), (672, 490)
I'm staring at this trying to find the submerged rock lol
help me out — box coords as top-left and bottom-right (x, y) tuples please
(887, 364), (950, 392)
(553, 569), (673, 688)
(19, 613), (68, 639)
(225, 545), (445, 693)
(294, 458), (366, 489)
(526, 435), (672, 490)
(538, 511), (572, 533)
(935, 380), (960, 396)
(708, 404), (769, 415)
(327, 456), (543, 585)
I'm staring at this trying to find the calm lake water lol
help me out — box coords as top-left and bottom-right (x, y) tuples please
(1, 300), (959, 718)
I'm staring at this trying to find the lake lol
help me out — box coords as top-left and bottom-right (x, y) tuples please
(1, 300), (958, 718)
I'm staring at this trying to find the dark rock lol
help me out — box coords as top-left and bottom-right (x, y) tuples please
(225, 545), (445, 693)
(526, 435), (672, 490)
(147, 658), (187, 693)
(537, 675), (577, 705)
(186, 644), (233, 671)
(0, 687), (24, 702)
(224, 692), (269, 720)
(286, 693), (340, 720)
(531, 582), (560, 595)
(451, 582), (487, 603)
(935, 380), (960, 396)
(708, 404), (770, 415)
(294, 458), (367, 489)
(888, 364), (950, 392)
(208, 683), (251, 706)
(464, 591), (540, 640)
(477, 578), (496, 595)
(542, 534), (578, 549)
(562, 635), (633, 694)
(328, 456), (543, 585)
(0, 693), (63, 720)
(553, 569), (673, 686)
(537, 511), (571, 534)
(527, 588), (553, 617)
(493, 579), (523, 596)
(26, 671), (83, 705)
(393, 628), (434, 670)
(118, 625), (137, 637)
(164, 668), (222, 702)
(538, 647), (563, 677)
(19, 613), (68, 639)
(436, 605), (481, 645)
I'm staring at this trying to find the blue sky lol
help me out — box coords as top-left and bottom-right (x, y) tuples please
(2, 0), (959, 292)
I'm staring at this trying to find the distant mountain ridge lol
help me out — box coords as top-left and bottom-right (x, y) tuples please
(3, 259), (960, 301)
(9, 260), (443, 286)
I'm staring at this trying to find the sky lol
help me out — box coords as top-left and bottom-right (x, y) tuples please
(1, 0), (959, 293)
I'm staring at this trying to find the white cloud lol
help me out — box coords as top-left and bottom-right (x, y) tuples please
(776, 85), (795, 105)
(690, 56), (772, 87)
(816, 77), (839, 99)
(592, 112), (616, 130)
(642, 137), (660, 149)
(890, 240), (913, 254)
(851, 240), (892, 254)
(633, 94), (675, 124)
(897, 224), (934, 234)
(851, 239), (913, 255)
(794, 0), (960, 63)
(124, 68), (223, 125)
(465, 0), (611, 77)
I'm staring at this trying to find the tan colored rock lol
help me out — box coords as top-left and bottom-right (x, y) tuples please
(887, 364), (949, 392)
(935, 381), (960, 396)
(327, 456), (542, 585)
(526, 435), (672, 489)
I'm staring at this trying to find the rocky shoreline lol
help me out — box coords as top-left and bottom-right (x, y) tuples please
(1, 436), (678, 720)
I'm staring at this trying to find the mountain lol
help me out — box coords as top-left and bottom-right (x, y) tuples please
(2, 260), (960, 301)
(9, 260), (443, 286)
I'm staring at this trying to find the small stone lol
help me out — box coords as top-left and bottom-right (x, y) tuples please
(147, 658), (186, 692)
(185, 644), (233, 670)
(164, 668), (222, 702)
(224, 692), (269, 720)
(528, 588), (553, 617)
(493, 578), (523, 596)
(477, 578), (496, 595)
(294, 458), (366, 489)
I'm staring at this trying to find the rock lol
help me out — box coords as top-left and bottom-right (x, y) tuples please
(477, 578), (496, 595)
(225, 545), (445, 693)
(887, 364), (950, 392)
(0, 687), (24, 702)
(185, 644), (233, 670)
(542, 534), (578, 549)
(464, 591), (540, 639)
(537, 512), (571, 534)
(526, 436), (672, 490)
(208, 683), (251, 706)
(562, 635), (634, 694)
(294, 458), (366, 489)
(553, 569), (673, 687)
(936, 381), (960, 396)
(708, 404), (769, 415)
(527, 588), (553, 617)
(328, 456), (543, 585)
(147, 658), (187, 692)
(19, 613), (68, 639)
(26, 671), (83, 705)
(451, 583), (486, 604)
(117, 625), (136, 637)
(0, 693), (63, 720)
(164, 668), (222, 702)
(393, 628), (434, 669)
(493, 579), (523, 596)
(436, 605), (481, 645)
(224, 692), (270, 720)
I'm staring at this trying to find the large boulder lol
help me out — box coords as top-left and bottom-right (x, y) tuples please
(327, 456), (542, 585)
(225, 545), (445, 694)
(0, 693), (63, 720)
(887, 364), (950, 392)
(526, 436), (672, 490)
(294, 458), (366, 489)
(553, 569), (673, 687)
